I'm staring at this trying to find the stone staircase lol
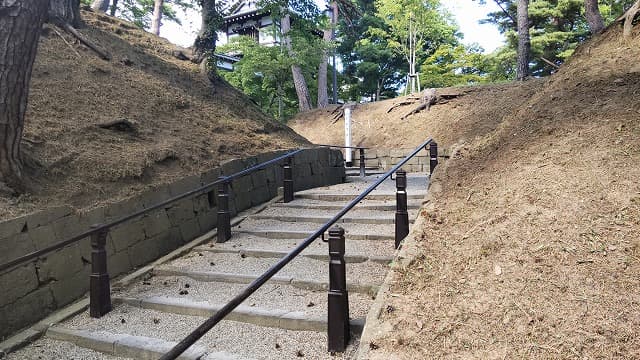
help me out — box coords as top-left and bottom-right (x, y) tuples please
(5, 174), (427, 360)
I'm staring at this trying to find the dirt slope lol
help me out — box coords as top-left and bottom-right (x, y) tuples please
(296, 25), (640, 358)
(0, 11), (307, 220)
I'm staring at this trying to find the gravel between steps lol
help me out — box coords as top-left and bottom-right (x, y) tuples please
(162, 252), (389, 286)
(255, 206), (418, 221)
(199, 234), (397, 258)
(61, 305), (359, 360)
(295, 173), (428, 195)
(236, 219), (396, 235)
(4, 338), (131, 360)
(115, 276), (375, 319)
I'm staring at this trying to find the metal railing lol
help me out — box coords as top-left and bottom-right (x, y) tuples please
(160, 138), (438, 359)
(0, 149), (303, 317)
(315, 144), (369, 177)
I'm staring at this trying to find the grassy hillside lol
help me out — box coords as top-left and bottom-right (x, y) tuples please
(295, 24), (640, 358)
(1, 10), (308, 220)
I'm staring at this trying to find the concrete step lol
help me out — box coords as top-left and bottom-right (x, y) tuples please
(45, 327), (213, 360)
(250, 213), (414, 225)
(295, 192), (426, 201)
(57, 304), (361, 359)
(199, 234), (396, 259)
(3, 336), (133, 360)
(116, 296), (365, 333)
(270, 198), (423, 211)
(161, 251), (389, 286)
(235, 219), (399, 241)
(193, 246), (393, 264)
(151, 267), (380, 295)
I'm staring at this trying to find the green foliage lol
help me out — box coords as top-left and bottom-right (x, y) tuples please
(117, 0), (196, 30)
(374, 0), (458, 62)
(421, 44), (497, 88)
(218, 28), (323, 120)
(479, 0), (637, 77)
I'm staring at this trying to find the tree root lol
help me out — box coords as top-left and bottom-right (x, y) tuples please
(617, 0), (640, 38)
(52, 18), (111, 60)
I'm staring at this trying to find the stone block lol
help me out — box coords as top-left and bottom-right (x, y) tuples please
(250, 186), (271, 206)
(78, 206), (106, 229)
(376, 149), (390, 157)
(142, 210), (171, 239)
(178, 218), (201, 244)
(109, 220), (145, 252)
(165, 198), (195, 227)
(250, 169), (267, 189)
(128, 237), (161, 268)
(200, 167), (221, 186)
(36, 243), (85, 283)
(50, 268), (90, 307)
(104, 197), (144, 222)
(232, 189), (252, 213)
(0, 218), (28, 245)
(364, 149), (377, 159)
(0, 232), (36, 265)
(232, 175), (253, 193)
(192, 194), (211, 214)
(137, 184), (172, 209)
(167, 175), (201, 197)
(26, 206), (74, 231)
(389, 149), (406, 158)
(220, 158), (244, 176)
(0, 264), (39, 307)
(0, 285), (55, 339)
(196, 211), (217, 233)
(310, 162), (323, 176)
(108, 249), (133, 278)
(50, 216), (84, 243)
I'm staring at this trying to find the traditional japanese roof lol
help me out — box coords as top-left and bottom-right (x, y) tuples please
(223, 0), (269, 25)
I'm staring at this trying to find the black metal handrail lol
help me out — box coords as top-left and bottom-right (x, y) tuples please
(0, 149), (303, 274)
(315, 144), (369, 177)
(160, 138), (436, 360)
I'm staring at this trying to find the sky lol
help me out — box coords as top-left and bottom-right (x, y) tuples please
(161, 0), (505, 53)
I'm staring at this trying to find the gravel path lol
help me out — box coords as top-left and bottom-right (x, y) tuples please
(4, 338), (131, 360)
(115, 276), (375, 320)
(197, 234), (397, 258)
(161, 252), (388, 285)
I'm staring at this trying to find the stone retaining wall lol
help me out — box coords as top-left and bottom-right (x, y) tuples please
(349, 147), (450, 173)
(0, 148), (345, 339)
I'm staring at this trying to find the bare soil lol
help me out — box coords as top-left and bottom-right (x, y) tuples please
(294, 25), (640, 359)
(0, 10), (307, 221)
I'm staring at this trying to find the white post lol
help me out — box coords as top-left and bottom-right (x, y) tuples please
(344, 106), (353, 166)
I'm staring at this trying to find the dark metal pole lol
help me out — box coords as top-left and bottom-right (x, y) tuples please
(90, 226), (112, 318)
(395, 169), (409, 249)
(430, 141), (438, 175)
(358, 148), (365, 178)
(327, 226), (350, 352)
(217, 178), (231, 243)
(283, 156), (294, 203)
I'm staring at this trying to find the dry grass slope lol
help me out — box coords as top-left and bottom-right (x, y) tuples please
(1, 10), (308, 220)
(294, 25), (640, 359)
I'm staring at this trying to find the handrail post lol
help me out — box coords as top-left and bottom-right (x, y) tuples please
(283, 156), (294, 203)
(217, 178), (232, 243)
(395, 169), (409, 249)
(90, 225), (112, 318)
(429, 141), (438, 175)
(327, 226), (350, 352)
(358, 148), (366, 177)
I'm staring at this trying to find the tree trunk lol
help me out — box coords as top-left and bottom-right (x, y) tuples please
(194, 0), (217, 63)
(49, 0), (82, 27)
(91, 0), (109, 13)
(516, 0), (530, 81)
(0, 0), (49, 192)
(151, 0), (164, 35)
(281, 13), (312, 112)
(584, 0), (605, 34)
(109, 0), (117, 16)
(317, 28), (331, 108)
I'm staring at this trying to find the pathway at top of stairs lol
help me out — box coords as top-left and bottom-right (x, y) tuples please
(5, 173), (429, 360)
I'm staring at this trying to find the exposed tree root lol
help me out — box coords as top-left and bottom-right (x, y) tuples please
(52, 18), (111, 60)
